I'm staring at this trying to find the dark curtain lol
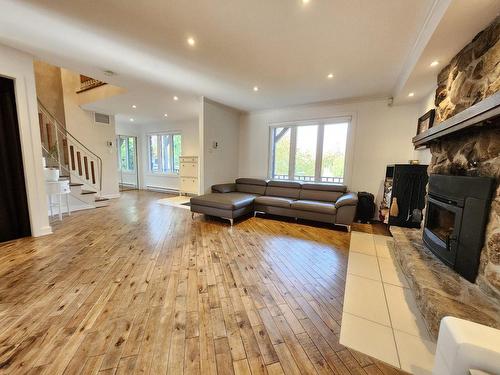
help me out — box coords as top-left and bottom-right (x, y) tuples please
(0, 77), (31, 242)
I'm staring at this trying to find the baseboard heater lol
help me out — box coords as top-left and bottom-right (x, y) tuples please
(145, 185), (179, 194)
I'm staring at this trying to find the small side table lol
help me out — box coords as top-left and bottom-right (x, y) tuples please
(46, 180), (71, 221)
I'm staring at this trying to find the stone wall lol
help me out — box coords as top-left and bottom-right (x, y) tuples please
(435, 16), (499, 122)
(429, 16), (500, 300)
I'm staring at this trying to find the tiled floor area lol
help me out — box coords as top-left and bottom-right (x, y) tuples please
(340, 231), (437, 374)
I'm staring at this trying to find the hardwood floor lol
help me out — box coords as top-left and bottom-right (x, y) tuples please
(0, 191), (405, 374)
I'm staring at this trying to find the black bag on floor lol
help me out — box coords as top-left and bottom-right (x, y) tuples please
(356, 192), (375, 223)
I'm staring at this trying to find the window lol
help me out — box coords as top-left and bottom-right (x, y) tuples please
(270, 119), (349, 183)
(118, 135), (136, 172)
(148, 132), (182, 174)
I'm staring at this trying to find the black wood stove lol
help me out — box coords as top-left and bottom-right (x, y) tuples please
(423, 174), (494, 282)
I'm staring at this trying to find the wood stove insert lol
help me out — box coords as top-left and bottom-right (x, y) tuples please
(423, 174), (494, 282)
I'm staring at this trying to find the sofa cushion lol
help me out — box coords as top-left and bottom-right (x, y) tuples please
(236, 178), (268, 195)
(190, 192), (256, 210)
(255, 196), (295, 208)
(291, 200), (337, 215)
(212, 183), (236, 193)
(299, 183), (346, 202)
(335, 192), (358, 208)
(265, 180), (301, 199)
(302, 183), (347, 192)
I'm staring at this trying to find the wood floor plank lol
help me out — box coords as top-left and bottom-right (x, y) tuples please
(0, 191), (405, 374)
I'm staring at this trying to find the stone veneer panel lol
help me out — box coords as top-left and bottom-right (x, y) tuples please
(435, 16), (499, 122)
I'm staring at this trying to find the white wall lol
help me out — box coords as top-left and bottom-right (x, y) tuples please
(238, 98), (422, 207)
(116, 118), (199, 191)
(0, 44), (51, 236)
(61, 69), (120, 198)
(200, 98), (240, 193)
(413, 90), (436, 165)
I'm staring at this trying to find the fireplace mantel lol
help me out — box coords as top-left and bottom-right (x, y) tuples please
(413, 92), (500, 148)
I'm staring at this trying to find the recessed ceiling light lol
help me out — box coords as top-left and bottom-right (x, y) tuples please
(173, 96), (179, 101)
(253, 86), (259, 92)
(408, 92), (415, 97)
(132, 104), (136, 109)
(129, 118), (134, 122)
(302, 0), (310, 4)
(430, 60), (439, 67)
(327, 73), (334, 79)
(187, 37), (195, 46)
(164, 113), (168, 117)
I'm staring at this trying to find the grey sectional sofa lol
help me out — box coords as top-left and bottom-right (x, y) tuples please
(190, 178), (358, 230)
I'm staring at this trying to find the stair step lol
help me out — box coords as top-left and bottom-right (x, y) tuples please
(81, 189), (97, 195)
(95, 198), (109, 202)
(69, 183), (84, 187)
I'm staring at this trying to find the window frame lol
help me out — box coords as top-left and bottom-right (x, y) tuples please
(117, 135), (137, 173)
(147, 131), (182, 176)
(268, 116), (353, 184)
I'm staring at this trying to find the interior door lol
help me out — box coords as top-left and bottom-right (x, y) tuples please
(0, 77), (31, 242)
(117, 135), (138, 191)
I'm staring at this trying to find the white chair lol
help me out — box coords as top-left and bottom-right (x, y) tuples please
(433, 317), (500, 375)
(46, 180), (71, 221)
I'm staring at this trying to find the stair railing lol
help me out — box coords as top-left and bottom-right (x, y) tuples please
(38, 99), (103, 196)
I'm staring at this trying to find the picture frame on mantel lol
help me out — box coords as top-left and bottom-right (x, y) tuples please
(416, 109), (435, 136)
(415, 109), (435, 149)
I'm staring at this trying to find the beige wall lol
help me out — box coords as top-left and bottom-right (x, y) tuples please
(412, 90), (436, 165)
(238, 98), (421, 207)
(61, 69), (119, 198)
(116, 118), (199, 191)
(33, 60), (66, 126)
(200, 98), (240, 193)
(0, 44), (51, 236)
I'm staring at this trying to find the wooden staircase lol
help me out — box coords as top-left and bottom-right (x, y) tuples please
(38, 99), (109, 211)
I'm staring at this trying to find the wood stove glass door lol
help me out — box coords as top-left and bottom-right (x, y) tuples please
(424, 197), (462, 266)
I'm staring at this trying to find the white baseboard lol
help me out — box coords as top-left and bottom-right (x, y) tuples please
(145, 185), (179, 194)
(101, 193), (121, 199)
(33, 225), (53, 237)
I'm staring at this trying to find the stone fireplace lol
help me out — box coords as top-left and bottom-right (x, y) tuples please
(429, 15), (499, 299)
(390, 16), (500, 339)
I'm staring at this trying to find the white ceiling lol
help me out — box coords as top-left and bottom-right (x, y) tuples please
(396, 0), (500, 104)
(0, 0), (498, 123)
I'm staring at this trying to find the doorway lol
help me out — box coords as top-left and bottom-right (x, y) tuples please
(0, 76), (31, 242)
(117, 135), (139, 191)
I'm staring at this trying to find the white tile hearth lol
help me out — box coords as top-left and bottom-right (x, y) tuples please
(346, 251), (381, 281)
(340, 312), (400, 368)
(385, 284), (430, 339)
(344, 274), (391, 325)
(373, 234), (393, 258)
(340, 231), (436, 374)
(394, 330), (436, 375)
(379, 257), (410, 288)
(349, 231), (376, 255)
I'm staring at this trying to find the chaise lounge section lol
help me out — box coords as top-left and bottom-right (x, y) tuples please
(190, 178), (358, 230)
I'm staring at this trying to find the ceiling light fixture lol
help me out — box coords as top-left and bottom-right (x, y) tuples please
(408, 92), (415, 97)
(327, 73), (334, 79)
(129, 118), (134, 122)
(253, 86), (259, 92)
(187, 37), (195, 46)
(430, 60), (439, 67)
(173, 96), (179, 101)
(132, 105), (137, 109)
(164, 113), (168, 117)
(302, 0), (310, 4)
